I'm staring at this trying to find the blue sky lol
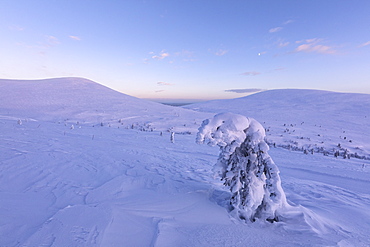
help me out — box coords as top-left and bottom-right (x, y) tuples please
(1, 1), (370, 101)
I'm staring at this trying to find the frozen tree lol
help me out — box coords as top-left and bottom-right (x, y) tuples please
(197, 113), (288, 223)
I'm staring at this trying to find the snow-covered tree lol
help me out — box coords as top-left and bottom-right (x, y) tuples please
(170, 131), (175, 143)
(197, 113), (288, 223)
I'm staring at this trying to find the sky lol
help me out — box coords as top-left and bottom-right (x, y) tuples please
(1, 0), (370, 101)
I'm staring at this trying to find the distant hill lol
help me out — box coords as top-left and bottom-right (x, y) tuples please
(185, 89), (370, 159)
(185, 89), (370, 121)
(0, 77), (209, 132)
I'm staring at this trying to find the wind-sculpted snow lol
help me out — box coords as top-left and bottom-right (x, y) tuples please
(1, 117), (369, 246)
(1, 79), (370, 246)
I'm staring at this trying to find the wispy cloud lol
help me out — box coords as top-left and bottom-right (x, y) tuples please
(295, 44), (335, 54)
(294, 38), (336, 54)
(241, 71), (260, 76)
(157, 81), (173, 86)
(9, 25), (24, 31)
(269, 27), (283, 33)
(174, 50), (194, 57)
(215, 49), (228, 56)
(69, 35), (81, 41)
(152, 51), (170, 60)
(278, 41), (290, 48)
(155, 90), (165, 93)
(296, 38), (320, 44)
(173, 50), (197, 62)
(225, 88), (263, 94)
(283, 20), (294, 25)
(45, 35), (60, 46)
(274, 67), (286, 71)
(359, 41), (370, 48)
(15, 34), (60, 56)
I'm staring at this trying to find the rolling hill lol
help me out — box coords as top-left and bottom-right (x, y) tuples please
(185, 89), (370, 160)
(0, 77), (210, 133)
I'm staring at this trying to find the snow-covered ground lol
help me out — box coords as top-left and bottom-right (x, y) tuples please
(185, 89), (370, 160)
(1, 78), (369, 246)
(0, 78), (210, 134)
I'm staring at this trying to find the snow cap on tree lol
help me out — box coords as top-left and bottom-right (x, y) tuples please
(197, 112), (266, 158)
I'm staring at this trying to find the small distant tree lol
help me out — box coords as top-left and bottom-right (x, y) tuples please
(170, 131), (175, 143)
(197, 113), (288, 223)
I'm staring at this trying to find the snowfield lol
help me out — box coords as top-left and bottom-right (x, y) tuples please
(0, 78), (369, 246)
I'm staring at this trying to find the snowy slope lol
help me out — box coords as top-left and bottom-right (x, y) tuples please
(185, 89), (370, 160)
(0, 77), (209, 133)
(3, 118), (369, 246)
(1, 81), (370, 246)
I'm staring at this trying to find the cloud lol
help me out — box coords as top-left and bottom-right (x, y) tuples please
(274, 67), (286, 71)
(157, 82), (173, 86)
(155, 90), (165, 93)
(215, 49), (228, 56)
(152, 52), (170, 60)
(278, 41), (290, 48)
(15, 34), (60, 55)
(283, 20), (294, 25)
(69, 35), (81, 41)
(45, 35), (60, 46)
(9, 25), (24, 31)
(183, 58), (197, 62)
(295, 44), (335, 54)
(296, 38), (321, 44)
(294, 38), (336, 54)
(359, 41), (370, 47)
(241, 71), (260, 76)
(174, 50), (194, 57)
(225, 89), (263, 94)
(143, 58), (150, 64)
(269, 27), (283, 33)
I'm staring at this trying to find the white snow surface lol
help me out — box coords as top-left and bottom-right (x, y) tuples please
(1, 78), (370, 246)
(186, 89), (370, 160)
(0, 78), (209, 133)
